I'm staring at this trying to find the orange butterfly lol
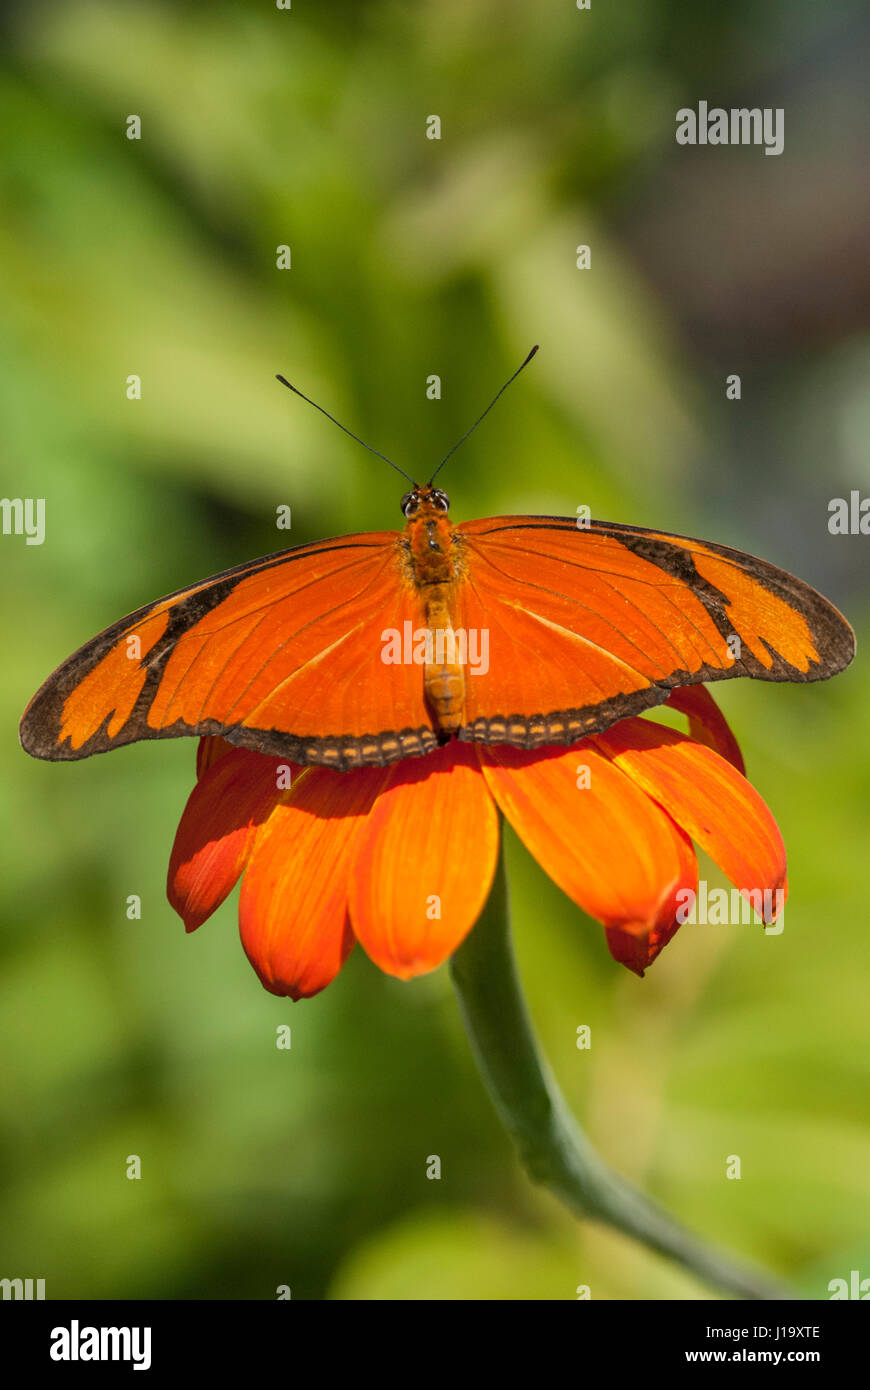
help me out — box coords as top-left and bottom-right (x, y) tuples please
(19, 351), (855, 768)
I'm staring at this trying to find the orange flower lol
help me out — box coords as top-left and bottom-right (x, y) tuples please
(167, 687), (785, 997)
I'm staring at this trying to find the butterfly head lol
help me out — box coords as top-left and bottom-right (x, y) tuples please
(400, 485), (450, 519)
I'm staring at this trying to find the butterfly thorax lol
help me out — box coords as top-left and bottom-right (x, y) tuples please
(402, 488), (465, 735)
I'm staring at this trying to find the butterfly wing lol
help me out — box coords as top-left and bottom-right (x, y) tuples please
(20, 532), (440, 769)
(21, 512), (855, 769)
(454, 515), (855, 747)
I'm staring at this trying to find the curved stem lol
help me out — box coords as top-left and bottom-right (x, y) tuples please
(449, 831), (794, 1300)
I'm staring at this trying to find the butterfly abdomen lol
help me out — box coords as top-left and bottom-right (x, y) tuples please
(422, 586), (465, 733)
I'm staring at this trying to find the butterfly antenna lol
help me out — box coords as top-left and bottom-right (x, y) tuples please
(428, 344), (539, 485)
(275, 374), (416, 485)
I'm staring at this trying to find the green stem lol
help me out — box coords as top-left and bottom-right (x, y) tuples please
(449, 831), (794, 1300)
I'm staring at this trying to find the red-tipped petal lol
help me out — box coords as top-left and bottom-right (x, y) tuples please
(196, 735), (240, 780)
(168, 749), (288, 931)
(666, 686), (745, 774)
(239, 764), (388, 999)
(593, 718), (786, 921)
(479, 743), (697, 974)
(604, 917), (684, 976)
(348, 742), (499, 980)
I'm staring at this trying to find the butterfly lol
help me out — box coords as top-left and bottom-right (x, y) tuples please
(19, 350), (855, 771)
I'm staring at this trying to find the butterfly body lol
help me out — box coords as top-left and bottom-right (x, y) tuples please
(402, 484), (466, 735)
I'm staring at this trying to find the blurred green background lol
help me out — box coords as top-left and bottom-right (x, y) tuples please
(2, 0), (868, 1300)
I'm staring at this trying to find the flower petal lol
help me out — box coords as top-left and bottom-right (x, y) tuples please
(666, 686), (745, 774)
(479, 743), (697, 974)
(196, 734), (240, 780)
(239, 764), (388, 999)
(349, 742), (499, 980)
(168, 749), (287, 932)
(592, 718), (786, 920)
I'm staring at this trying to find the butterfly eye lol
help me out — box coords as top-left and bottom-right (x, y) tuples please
(432, 489), (450, 511)
(401, 491), (420, 518)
